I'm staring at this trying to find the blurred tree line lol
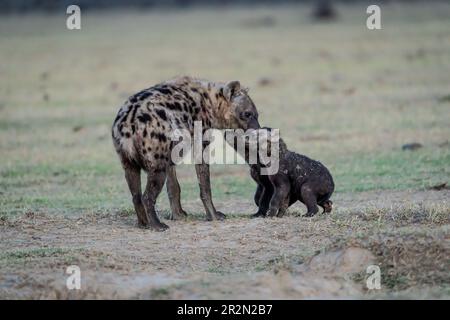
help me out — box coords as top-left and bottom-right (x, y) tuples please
(0, 0), (420, 14)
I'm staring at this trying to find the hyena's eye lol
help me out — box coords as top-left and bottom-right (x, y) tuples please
(241, 111), (253, 119)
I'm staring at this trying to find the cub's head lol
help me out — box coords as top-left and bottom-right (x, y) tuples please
(221, 81), (260, 130)
(244, 127), (286, 156)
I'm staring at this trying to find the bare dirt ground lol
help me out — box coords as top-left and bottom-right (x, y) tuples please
(1, 189), (449, 299)
(1, 4), (449, 300)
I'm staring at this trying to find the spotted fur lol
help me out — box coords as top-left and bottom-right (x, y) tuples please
(112, 76), (260, 230)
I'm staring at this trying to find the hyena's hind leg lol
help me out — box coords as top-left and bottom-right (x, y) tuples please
(142, 168), (169, 231)
(166, 165), (188, 220)
(122, 160), (149, 227)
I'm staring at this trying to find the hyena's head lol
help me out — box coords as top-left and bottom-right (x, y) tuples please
(221, 81), (260, 130)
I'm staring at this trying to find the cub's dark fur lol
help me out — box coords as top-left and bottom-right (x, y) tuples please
(236, 129), (334, 218)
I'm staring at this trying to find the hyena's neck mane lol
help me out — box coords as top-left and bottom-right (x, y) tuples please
(196, 80), (232, 129)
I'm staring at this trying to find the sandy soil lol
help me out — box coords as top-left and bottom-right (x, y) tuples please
(0, 189), (449, 299)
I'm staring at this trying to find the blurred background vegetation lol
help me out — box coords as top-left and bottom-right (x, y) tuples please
(2, 0), (352, 13)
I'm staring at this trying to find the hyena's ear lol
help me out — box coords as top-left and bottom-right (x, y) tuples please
(223, 81), (241, 101)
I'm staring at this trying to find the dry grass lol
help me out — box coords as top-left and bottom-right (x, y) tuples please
(352, 203), (450, 226)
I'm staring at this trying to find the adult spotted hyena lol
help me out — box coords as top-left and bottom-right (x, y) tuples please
(112, 76), (260, 231)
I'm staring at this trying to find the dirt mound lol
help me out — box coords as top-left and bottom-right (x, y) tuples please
(140, 247), (375, 299)
(330, 228), (450, 290)
(301, 247), (375, 275)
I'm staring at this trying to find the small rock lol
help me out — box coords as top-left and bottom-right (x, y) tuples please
(257, 77), (273, 87)
(312, 0), (337, 21)
(438, 141), (449, 148)
(73, 125), (84, 132)
(40, 72), (49, 81)
(318, 84), (332, 93)
(405, 48), (426, 61)
(270, 57), (281, 66)
(428, 183), (449, 191)
(241, 16), (276, 28)
(110, 82), (119, 91)
(402, 143), (423, 151)
(438, 94), (450, 103)
(343, 87), (356, 95)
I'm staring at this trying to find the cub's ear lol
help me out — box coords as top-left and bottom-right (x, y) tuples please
(223, 81), (241, 101)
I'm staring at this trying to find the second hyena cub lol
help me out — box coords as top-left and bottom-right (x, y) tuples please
(239, 128), (334, 218)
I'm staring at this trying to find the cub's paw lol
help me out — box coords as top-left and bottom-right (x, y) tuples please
(250, 212), (266, 219)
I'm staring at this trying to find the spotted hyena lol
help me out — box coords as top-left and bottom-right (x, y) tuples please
(112, 76), (260, 231)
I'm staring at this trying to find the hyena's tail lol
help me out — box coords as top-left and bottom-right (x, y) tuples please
(111, 106), (140, 165)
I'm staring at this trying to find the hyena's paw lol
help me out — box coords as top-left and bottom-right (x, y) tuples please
(213, 211), (226, 220)
(169, 209), (188, 221)
(206, 211), (226, 221)
(151, 221), (170, 232)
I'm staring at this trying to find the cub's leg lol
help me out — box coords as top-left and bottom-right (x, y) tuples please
(195, 163), (226, 221)
(142, 169), (169, 231)
(301, 184), (319, 217)
(251, 184), (273, 218)
(123, 161), (149, 227)
(323, 200), (333, 213)
(267, 175), (290, 217)
(319, 200), (333, 213)
(254, 184), (263, 207)
(276, 193), (290, 218)
(166, 165), (188, 220)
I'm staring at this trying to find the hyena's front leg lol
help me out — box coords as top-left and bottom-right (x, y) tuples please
(166, 165), (188, 220)
(195, 163), (226, 221)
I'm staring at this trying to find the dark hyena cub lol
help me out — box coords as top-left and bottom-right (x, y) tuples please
(236, 128), (334, 218)
(112, 76), (260, 231)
